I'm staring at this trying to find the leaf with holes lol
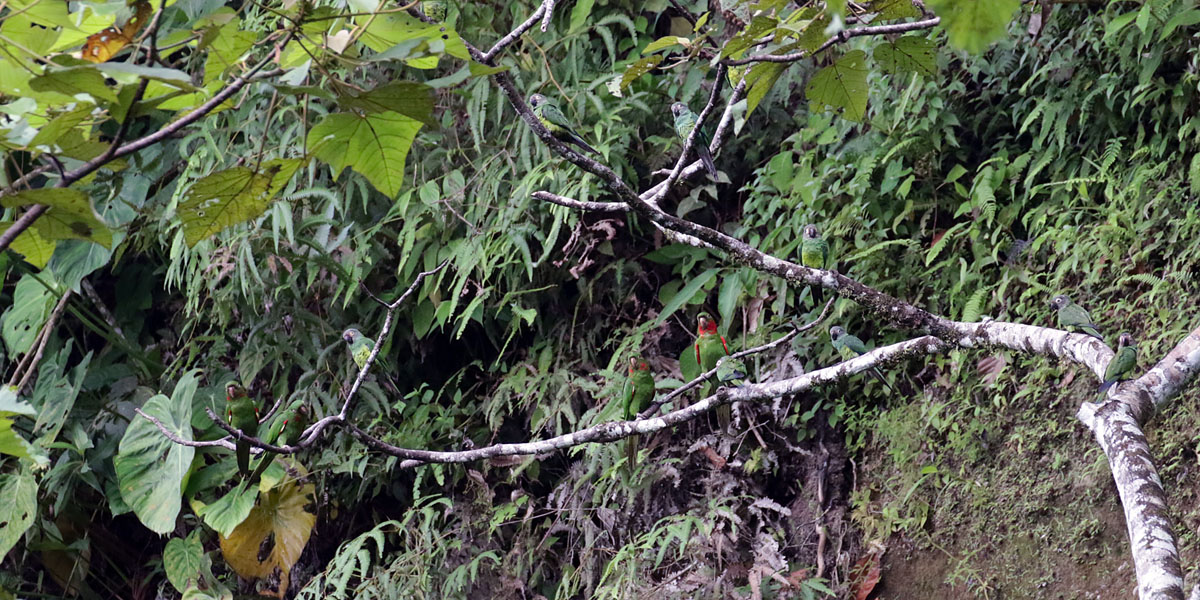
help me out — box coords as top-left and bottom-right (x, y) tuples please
(805, 50), (869, 122)
(616, 55), (663, 96)
(178, 159), (303, 247)
(1, 189), (112, 248)
(746, 61), (785, 117)
(874, 36), (936, 76)
(29, 67), (119, 104)
(308, 111), (423, 198)
(219, 464), (315, 597)
(196, 480), (258, 538)
(0, 469), (37, 558)
(927, 0), (1019, 54)
(114, 371), (199, 534)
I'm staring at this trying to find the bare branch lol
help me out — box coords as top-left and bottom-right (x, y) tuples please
(725, 16), (941, 66)
(539, 0), (557, 32)
(351, 335), (945, 466)
(10, 290), (72, 392)
(1131, 324), (1200, 410)
(532, 191), (629, 212)
(135, 408), (234, 449)
(482, 4), (548, 63)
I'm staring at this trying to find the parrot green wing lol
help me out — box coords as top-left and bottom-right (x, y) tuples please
(226, 386), (259, 477)
(697, 333), (730, 372)
(841, 333), (870, 356)
(1058, 303), (1103, 340)
(1099, 345), (1138, 394)
(716, 355), (747, 385)
(801, 237), (830, 270)
(673, 108), (716, 177)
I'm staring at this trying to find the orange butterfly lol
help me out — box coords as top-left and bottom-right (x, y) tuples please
(82, 1), (151, 63)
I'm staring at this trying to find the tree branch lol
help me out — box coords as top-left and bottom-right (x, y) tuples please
(725, 16), (941, 66)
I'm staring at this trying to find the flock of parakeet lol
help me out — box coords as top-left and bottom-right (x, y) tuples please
(220, 327), (388, 480)
(614, 258), (1140, 462)
(215, 94), (1140, 473)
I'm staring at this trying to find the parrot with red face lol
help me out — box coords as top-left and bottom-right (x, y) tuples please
(621, 355), (655, 471)
(694, 312), (733, 432)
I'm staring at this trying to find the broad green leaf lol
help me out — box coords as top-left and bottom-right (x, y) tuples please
(96, 63), (199, 91)
(927, 0), (1019, 54)
(0, 188), (113, 248)
(873, 36), (936, 76)
(219, 466), (315, 597)
(616, 55), (663, 95)
(0, 222), (56, 268)
(0, 470), (37, 558)
(721, 16), (779, 59)
(805, 49), (869, 122)
(31, 344), (91, 446)
(196, 480), (258, 538)
(307, 111), (423, 198)
(204, 22), (256, 84)
(1, 274), (55, 356)
(114, 371), (200, 534)
(569, 0), (596, 33)
(717, 271), (743, 333)
(745, 61), (785, 117)
(872, 0), (922, 19)
(468, 61), (508, 76)
(28, 105), (93, 149)
(0, 388), (34, 459)
(0, 387), (36, 417)
(655, 268), (718, 326)
(163, 533), (212, 594)
(29, 67), (118, 104)
(1159, 9), (1200, 41)
(358, 13), (468, 63)
(643, 36), (689, 55)
(338, 81), (436, 126)
(177, 158), (303, 247)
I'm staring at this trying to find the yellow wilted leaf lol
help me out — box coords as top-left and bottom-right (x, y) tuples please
(81, 1), (151, 63)
(218, 464), (315, 597)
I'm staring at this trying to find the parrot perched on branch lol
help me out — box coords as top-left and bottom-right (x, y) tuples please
(342, 328), (376, 371)
(670, 102), (717, 178)
(829, 326), (895, 393)
(621, 355), (655, 470)
(801, 224), (830, 306)
(225, 382), (259, 477)
(1050, 294), (1104, 341)
(1099, 332), (1138, 395)
(694, 312), (733, 432)
(245, 402), (310, 485)
(528, 93), (600, 156)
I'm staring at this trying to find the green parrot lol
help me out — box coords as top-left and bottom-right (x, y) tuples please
(829, 326), (895, 393)
(1098, 332), (1138, 395)
(342, 328), (375, 370)
(225, 382), (259, 477)
(622, 355), (655, 469)
(423, 0), (447, 21)
(278, 404), (310, 447)
(245, 402), (310, 485)
(694, 312), (733, 432)
(527, 93), (600, 156)
(670, 102), (717, 178)
(1050, 294), (1103, 341)
(801, 224), (831, 305)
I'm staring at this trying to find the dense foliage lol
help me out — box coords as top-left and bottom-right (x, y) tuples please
(2, 0), (1199, 598)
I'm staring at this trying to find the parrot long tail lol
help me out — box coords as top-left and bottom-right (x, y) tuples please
(717, 404), (731, 434)
(809, 285), (824, 308)
(869, 367), (896, 394)
(247, 452), (274, 485)
(237, 443), (251, 477)
(697, 143), (717, 178)
(1098, 378), (1117, 395)
(624, 434), (639, 476)
(566, 132), (600, 156)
